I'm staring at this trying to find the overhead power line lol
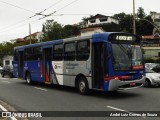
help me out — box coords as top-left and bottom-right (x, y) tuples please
(43, 0), (64, 12)
(0, 0), (35, 13)
(0, 0), (80, 34)
(38, 0), (79, 20)
(0, 17), (31, 33)
(30, 0), (63, 18)
(56, 0), (79, 13)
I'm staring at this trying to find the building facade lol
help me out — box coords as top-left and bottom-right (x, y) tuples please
(151, 12), (160, 34)
(3, 56), (13, 67)
(79, 14), (119, 28)
(24, 32), (43, 42)
(80, 27), (105, 36)
(142, 34), (160, 58)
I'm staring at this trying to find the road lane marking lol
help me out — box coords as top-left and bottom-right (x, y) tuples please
(107, 106), (126, 112)
(106, 106), (146, 118)
(34, 87), (47, 91)
(0, 104), (17, 120)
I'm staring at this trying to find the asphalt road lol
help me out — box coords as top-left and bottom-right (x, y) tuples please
(0, 76), (160, 120)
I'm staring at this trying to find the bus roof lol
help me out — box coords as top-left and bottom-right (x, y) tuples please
(14, 32), (136, 50)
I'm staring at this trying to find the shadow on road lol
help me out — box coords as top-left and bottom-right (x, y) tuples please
(16, 80), (145, 100)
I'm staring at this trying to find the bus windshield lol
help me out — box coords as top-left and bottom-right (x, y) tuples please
(112, 44), (143, 70)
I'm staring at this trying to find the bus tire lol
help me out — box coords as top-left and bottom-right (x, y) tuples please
(26, 72), (32, 85)
(77, 76), (89, 95)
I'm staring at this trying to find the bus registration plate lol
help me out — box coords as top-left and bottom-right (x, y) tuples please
(130, 82), (136, 86)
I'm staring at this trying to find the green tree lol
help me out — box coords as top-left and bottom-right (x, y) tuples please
(42, 20), (65, 41)
(137, 7), (146, 19)
(113, 12), (126, 20)
(113, 8), (154, 35)
(113, 13), (133, 33)
(136, 15), (154, 35)
(64, 25), (80, 37)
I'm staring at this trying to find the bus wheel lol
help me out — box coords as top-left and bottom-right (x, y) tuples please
(77, 76), (89, 95)
(26, 73), (32, 85)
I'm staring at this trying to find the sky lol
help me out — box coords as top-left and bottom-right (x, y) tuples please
(0, 0), (159, 43)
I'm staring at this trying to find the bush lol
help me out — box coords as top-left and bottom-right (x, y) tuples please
(144, 58), (160, 63)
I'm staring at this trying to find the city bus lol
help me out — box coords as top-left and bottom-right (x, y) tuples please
(12, 32), (145, 94)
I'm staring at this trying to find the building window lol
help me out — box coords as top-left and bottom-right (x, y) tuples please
(90, 19), (96, 23)
(5, 60), (10, 66)
(154, 19), (160, 22)
(100, 18), (108, 22)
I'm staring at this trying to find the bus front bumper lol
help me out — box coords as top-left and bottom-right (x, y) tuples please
(104, 76), (145, 91)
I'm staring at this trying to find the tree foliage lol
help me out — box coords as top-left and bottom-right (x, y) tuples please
(113, 8), (154, 35)
(42, 20), (65, 41)
(137, 7), (146, 19)
(42, 20), (80, 41)
(63, 25), (80, 37)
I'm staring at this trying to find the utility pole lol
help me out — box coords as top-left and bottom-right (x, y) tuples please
(29, 23), (31, 44)
(133, 0), (136, 34)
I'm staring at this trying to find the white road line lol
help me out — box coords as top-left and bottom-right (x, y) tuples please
(0, 104), (17, 120)
(34, 87), (47, 91)
(107, 106), (126, 112)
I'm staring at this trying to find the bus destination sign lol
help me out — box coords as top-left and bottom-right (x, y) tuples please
(109, 34), (136, 42)
(116, 36), (134, 41)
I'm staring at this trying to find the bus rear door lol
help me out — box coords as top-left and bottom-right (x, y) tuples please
(18, 51), (24, 78)
(42, 48), (52, 84)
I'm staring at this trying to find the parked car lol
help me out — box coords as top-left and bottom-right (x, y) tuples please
(0, 66), (3, 73)
(151, 64), (160, 73)
(144, 68), (160, 87)
(1, 65), (14, 78)
(145, 63), (158, 69)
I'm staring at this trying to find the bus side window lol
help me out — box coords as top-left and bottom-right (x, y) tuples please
(76, 40), (90, 61)
(24, 48), (33, 61)
(33, 47), (42, 61)
(14, 50), (19, 61)
(64, 42), (75, 61)
(53, 43), (63, 61)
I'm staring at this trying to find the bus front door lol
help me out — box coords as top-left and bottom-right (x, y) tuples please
(43, 48), (52, 84)
(92, 43), (107, 89)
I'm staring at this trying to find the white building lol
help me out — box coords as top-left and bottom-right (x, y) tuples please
(80, 27), (105, 36)
(142, 34), (160, 58)
(24, 32), (44, 42)
(151, 12), (160, 34)
(3, 56), (13, 67)
(80, 14), (119, 28)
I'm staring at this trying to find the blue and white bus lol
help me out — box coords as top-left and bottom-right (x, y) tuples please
(13, 32), (145, 94)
